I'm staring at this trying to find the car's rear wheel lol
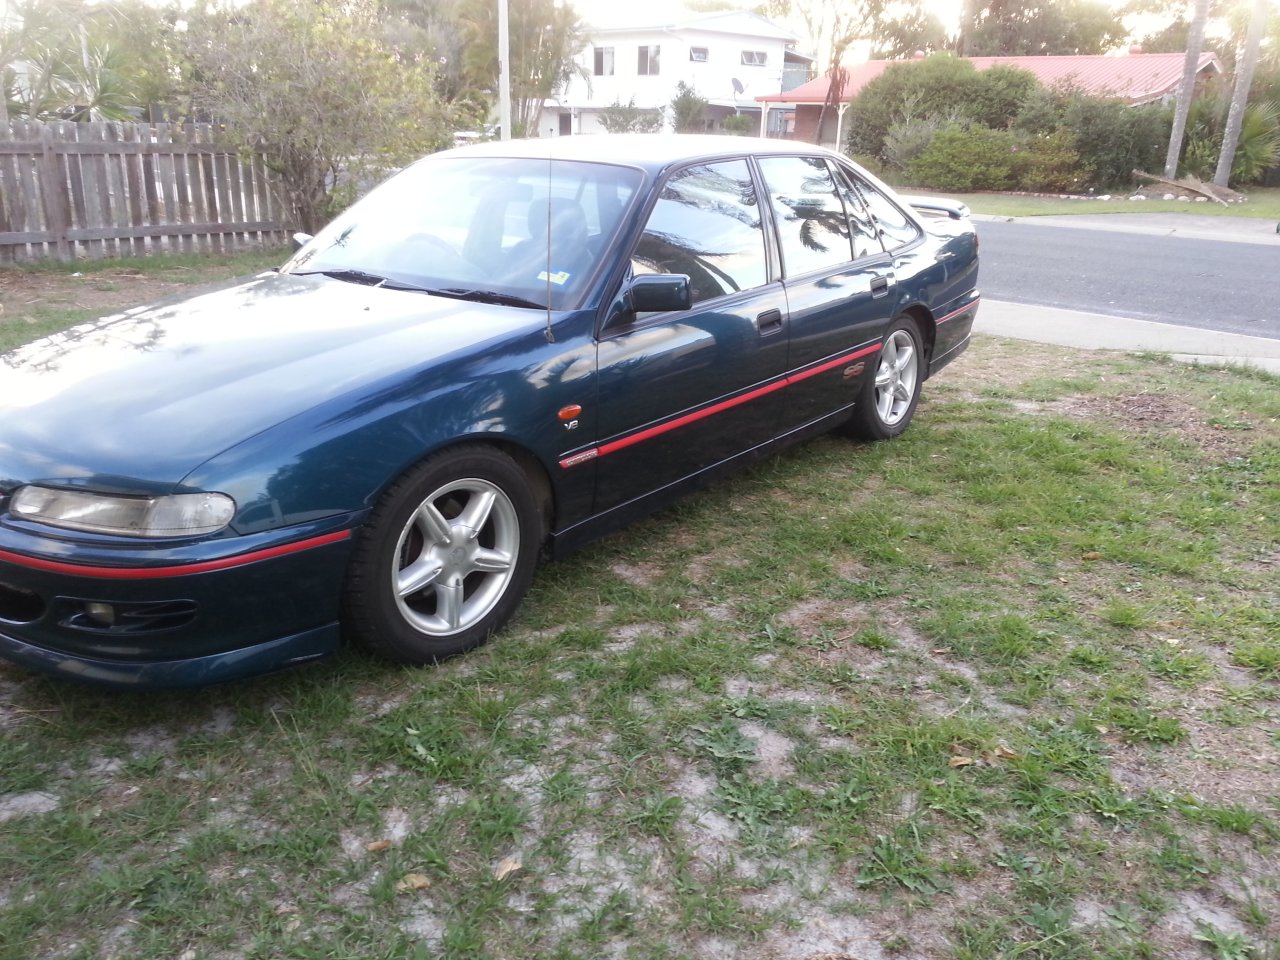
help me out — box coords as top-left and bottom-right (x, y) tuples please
(343, 447), (541, 664)
(844, 316), (924, 441)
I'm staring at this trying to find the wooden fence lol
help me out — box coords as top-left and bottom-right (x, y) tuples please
(0, 120), (289, 262)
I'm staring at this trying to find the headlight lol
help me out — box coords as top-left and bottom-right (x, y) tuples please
(9, 486), (236, 538)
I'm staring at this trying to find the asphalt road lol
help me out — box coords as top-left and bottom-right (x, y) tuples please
(975, 220), (1280, 341)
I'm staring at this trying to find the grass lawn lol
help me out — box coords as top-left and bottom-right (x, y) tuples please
(0, 247), (290, 353)
(942, 187), (1280, 220)
(0, 266), (1278, 960)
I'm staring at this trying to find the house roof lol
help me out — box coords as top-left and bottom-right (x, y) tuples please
(588, 9), (796, 42)
(756, 51), (1222, 106)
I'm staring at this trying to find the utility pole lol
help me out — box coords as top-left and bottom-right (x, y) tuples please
(498, 0), (511, 140)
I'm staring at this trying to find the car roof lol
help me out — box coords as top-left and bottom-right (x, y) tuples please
(434, 134), (840, 174)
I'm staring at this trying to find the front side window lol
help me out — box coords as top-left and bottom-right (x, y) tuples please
(631, 159), (768, 306)
(594, 47), (614, 76)
(756, 155), (853, 276)
(638, 44), (661, 75)
(851, 176), (920, 249)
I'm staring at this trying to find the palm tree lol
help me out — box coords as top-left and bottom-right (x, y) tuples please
(1164, 0), (1211, 178)
(1213, 0), (1268, 186)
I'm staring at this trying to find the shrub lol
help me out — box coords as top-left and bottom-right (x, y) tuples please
(598, 97), (663, 133)
(1017, 130), (1081, 192)
(720, 113), (755, 136)
(883, 114), (960, 173)
(968, 65), (1041, 129)
(845, 54), (985, 160)
(908, 126), (1022, 191)
(1060, 93), (1169, 189)
(847, 55), (1043, 162)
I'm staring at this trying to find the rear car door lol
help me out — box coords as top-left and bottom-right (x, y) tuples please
(590, 158), (789, 512)
(754, 155), (895, 430)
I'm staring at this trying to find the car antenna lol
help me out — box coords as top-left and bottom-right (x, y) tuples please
(543, 151), (556, 343)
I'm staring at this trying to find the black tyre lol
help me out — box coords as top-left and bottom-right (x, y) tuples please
(343, 446), (542, 664)
(844, 316), (924, 441)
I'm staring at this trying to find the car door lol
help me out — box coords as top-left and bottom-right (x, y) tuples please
(754, 155), (895, 430)
(590, 158), (789, 513)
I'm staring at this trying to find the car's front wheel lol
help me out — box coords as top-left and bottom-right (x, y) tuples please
(343, 447), (542, 664)
(844, 316), (924, 441)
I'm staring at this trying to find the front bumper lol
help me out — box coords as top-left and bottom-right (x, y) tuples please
(0, 516), (359, 688)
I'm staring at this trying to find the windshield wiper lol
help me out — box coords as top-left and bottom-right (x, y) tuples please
(428, 287), (546, 310)
(294, 268), (426, 292)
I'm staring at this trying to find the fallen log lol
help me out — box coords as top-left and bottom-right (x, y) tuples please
(1131, 169), (1230, 206)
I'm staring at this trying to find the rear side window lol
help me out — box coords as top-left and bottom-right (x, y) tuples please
(756, 155), (852, 276)
(631, 159), (768, 304)
(850, 175), (920, 249)
(830, 164), (884, 260)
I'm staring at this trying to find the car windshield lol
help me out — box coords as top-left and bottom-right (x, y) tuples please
(282, 156), (643, 311)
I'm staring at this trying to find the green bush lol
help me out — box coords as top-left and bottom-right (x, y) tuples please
(967, 65), (1041, 129)
(883, 115), (960, 173)
(846, 54), (985, 160)
(908, 126), (1022, 191)
(846, 55), (1042, 162)
(719, 113), (755, 136)
(1064, 94), (1168, 188)
(1017, 130), (1081, 192)
(1015, 85), (1172, 190)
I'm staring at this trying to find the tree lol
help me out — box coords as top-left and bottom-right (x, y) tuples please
(670, 81), (709, 133)
(961, 0), (1126, 56)
(1, 0), (165, 121)
(182, 0), (453, 232)
(872, 7), (949, 60)
(456, 0), (586, 138)
(1164, 0), (1211, 177)
(381, 0), (486, 122)
(597, 97), (663, 133)
(1214, 0), (1269, 185)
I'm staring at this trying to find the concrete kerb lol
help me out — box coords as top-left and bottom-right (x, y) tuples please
(975, 300), (1280, 376)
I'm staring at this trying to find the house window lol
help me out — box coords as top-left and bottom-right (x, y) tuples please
(638, 45), (660, 75)
(689, 46), (709, 62)
(741, 50), (767, 66)
(594, 47), (614, 76)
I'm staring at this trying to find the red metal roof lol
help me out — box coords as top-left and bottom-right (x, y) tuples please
(757, 52), (1221, 106)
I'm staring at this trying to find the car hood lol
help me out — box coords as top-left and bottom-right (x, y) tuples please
(0, 272), (540, 494)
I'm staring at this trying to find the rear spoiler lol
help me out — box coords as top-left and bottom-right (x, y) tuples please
(901, 195), (971, 220)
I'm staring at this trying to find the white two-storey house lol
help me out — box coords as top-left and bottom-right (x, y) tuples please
(543, 10), (811, 136)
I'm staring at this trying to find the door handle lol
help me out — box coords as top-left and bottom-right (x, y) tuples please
(755, 308), (784, 335)
(870, 276), (891, 298)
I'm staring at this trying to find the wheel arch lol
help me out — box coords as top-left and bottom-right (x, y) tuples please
(899, 303), (936, 377)
(373, 436), (557, 549)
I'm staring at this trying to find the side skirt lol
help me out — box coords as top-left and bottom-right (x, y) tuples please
(547, 405), (853, 558)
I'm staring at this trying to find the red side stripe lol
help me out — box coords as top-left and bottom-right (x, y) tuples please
(596, 377), (790, 458)
(784, 343), (881, 385)
(559, 342), (884, 468)
(0, 529), (352, 580)
(936, 297), (980, 325)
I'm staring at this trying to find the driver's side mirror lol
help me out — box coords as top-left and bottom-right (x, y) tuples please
(291, 232), (313, 252)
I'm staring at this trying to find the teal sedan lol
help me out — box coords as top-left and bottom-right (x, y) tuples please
(0, 135), (979, 687)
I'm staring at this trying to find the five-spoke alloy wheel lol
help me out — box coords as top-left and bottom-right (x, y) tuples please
(845, 316), (925, 441)
(344, 447), (541, 663)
